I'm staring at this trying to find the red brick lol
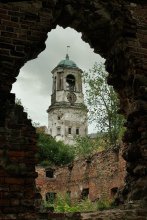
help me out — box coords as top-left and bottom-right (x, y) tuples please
(36, 150), (126, 201)
(0, 13), (10, 20)
(5, 178), (25, 185)
(0, 199), (10, 206)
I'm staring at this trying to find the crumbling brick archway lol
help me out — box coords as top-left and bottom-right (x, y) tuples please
(0, 0), (146, 219)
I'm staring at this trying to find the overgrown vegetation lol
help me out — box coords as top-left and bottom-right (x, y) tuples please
(37, 133), (75, 166)
(36, 130), (123, 166)
(37, 132), (108, 164)
(43, 193), (113, 213)
(74, 135), (103, 159)
(83, 62), (125, 148)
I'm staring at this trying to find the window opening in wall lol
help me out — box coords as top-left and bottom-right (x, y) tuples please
(57, 72), (62, 90)
(53, 76), (56, 92)
(46, 169), (54, 178)
(66, 74), (75, 91)
(9, 23), (127, 202)
(46, 192), (56, 204)
(68, 163), (73, 171)
(58, 116), (61, 120)
(76, 128), (79, 135)
(11, 25), (104, 143)
(67, 191), (71, 199)
(59, 78), (62, 90)
(68, 127), (71, 134)
(111, 187), (118, 197)
(57, 127), (61, 135)
(81, 188), (89, 200)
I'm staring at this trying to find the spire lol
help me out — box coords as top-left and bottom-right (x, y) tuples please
(66, 54), (69, 60)
(66, 46), (70, 60)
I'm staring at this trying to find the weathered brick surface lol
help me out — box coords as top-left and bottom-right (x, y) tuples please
(36, 150), (125, 201)
(38, 206), (147, 220)
(0, 93), (37, 219)
(0, 0), (146, 219)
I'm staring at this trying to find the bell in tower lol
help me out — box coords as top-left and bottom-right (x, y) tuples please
(47, 51), (88, 145)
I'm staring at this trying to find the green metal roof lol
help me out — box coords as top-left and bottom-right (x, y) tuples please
(57, 54), (77, 68)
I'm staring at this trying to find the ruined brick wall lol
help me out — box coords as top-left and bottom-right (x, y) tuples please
(0, 94), (37, 219)
(36, 150), (126, 202)
(116, 2), (147, 201)
(0, 2), (54, 219)
(0, 0), (146, 219)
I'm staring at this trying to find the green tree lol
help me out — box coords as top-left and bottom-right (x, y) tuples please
(37, 133), (75, 166)
(74, 135), (100, 159)
(84, 62), (125, 148)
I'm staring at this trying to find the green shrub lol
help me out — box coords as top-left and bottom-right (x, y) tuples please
(74, 136), (99, 159)
(78, 199), (97, 212)
(43, 193), (113, 213)
(96, 199), (112, 211)
(37, 133), (75, 166)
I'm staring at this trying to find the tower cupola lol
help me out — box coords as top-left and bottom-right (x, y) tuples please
(57, 54), (77, 68)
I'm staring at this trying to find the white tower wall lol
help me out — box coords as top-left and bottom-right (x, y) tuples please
(47, 54), (88, 145)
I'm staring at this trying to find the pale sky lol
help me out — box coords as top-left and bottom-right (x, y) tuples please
(11, 25), (104, 133)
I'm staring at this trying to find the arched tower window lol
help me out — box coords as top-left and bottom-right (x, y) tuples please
(66, 74), (75, 91)
(53, 76), (56, 92)
(57, 72), (63, 90)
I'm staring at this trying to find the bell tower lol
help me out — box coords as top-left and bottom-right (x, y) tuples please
(47, 52), (88, 145)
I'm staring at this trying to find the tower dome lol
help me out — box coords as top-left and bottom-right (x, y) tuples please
(57, 54), (77, 68)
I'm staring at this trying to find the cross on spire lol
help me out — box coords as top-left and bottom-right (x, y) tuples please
(67, 45), (70, 54)
(66, 46), (70, 60)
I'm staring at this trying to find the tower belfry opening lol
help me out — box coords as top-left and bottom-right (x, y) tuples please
(47, 52), (88, 145)
(66, 74), (75, 91)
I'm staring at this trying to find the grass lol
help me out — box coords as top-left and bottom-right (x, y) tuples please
(43, 194), (113, 213)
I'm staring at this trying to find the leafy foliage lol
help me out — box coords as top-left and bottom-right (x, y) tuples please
(37, 133), (75, 166)
(44, 193), (113, 213)
(83, 62), (125, 148)
(74, 135), (102, 159)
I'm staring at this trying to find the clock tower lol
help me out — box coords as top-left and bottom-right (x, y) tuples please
(47, 53), (88, 145)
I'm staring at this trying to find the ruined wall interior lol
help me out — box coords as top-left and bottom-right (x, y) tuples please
(36, 150), (126, 202)
(0, 0), (146, 219)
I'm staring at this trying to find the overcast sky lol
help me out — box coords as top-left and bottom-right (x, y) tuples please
(11, 25), (104, 133)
